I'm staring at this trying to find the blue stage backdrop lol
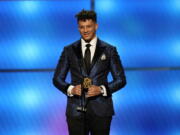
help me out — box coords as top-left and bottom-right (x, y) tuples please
(0, 0), (180, 135)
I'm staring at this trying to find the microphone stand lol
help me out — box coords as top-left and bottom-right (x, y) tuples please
(76, 77), (92, 135)
(76, 60), (92, 134)
(77, 59), (92, 112)
(76, 80), (87, 112)
(76, 78), (90, 112)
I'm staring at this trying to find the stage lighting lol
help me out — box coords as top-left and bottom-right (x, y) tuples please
(172, 40), (180, 57)
(172, 87), (180, 105)
(19, 89), (42, 108)
(96, 0), (118, 13)
(19, 40), (40, 61)
(174, 0), (180, 11)
(20, 1), (40, 14)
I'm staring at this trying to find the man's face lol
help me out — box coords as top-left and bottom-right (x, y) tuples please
(78, 19), (98, 42)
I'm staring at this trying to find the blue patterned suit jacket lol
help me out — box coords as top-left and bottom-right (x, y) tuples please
(53, 38), (126, 117)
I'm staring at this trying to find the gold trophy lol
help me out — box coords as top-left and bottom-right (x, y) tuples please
(76, 77), (92, 112)
(83, 77), (92, 89)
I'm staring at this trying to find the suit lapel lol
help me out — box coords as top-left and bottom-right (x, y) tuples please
(72, 40), (88, 77)
(72, 39), (106, 76)
(90, 39), (106, 73)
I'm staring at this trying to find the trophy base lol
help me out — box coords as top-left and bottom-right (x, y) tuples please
(76, 106), (87, 112)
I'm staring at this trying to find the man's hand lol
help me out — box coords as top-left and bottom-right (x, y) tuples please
(71, 85), (81, 96)
(87, 85), (101, 97)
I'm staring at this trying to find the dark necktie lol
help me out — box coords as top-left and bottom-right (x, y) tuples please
(84, 44), (91, 74)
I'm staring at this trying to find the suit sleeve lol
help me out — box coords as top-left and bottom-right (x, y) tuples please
(106, 47), (126, 95)
(53, 47), (70, 95)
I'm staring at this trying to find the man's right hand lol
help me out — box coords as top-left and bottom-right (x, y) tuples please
(71, 84), (81, 96)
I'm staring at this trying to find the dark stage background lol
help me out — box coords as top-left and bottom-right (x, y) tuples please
(0, 0), (180, 135)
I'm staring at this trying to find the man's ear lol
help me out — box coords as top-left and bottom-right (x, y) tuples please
(95, 23), (98, 30)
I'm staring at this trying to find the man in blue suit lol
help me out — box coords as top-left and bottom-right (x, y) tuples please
(53, 9), (126, 135)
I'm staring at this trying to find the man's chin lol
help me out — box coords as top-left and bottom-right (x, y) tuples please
(82, 37), (92, 43)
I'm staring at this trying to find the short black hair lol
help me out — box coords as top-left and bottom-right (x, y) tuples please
(75, 9), (97, 22)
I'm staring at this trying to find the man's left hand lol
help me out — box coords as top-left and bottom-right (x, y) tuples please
(86, 85), (101, 97)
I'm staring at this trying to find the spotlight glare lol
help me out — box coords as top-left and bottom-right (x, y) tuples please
(19, 41), (40, 61)
(96, 0), (118, 13)
(172, 40), (180, 57)
(20, 1), (39, 14)
(19, 89), (41, 108)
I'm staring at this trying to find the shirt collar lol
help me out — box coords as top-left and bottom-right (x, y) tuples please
(81, 36), (97, 47)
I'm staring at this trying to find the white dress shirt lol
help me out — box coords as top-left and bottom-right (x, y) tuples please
(67, 36), (107, 96)
(81, 36), (97, 62)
